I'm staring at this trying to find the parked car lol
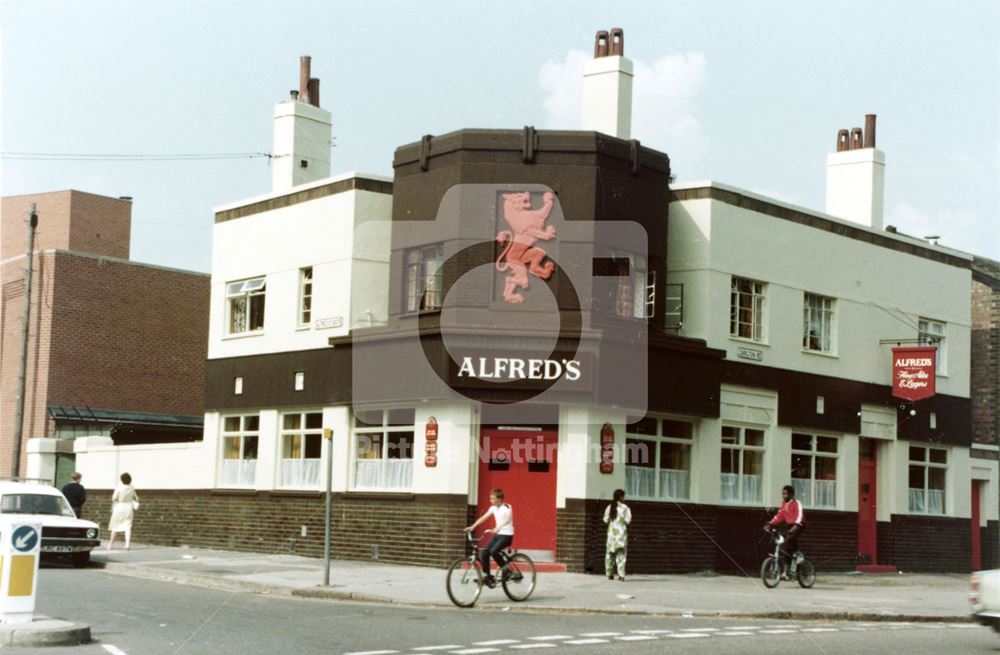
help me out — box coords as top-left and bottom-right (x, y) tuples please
(0, 481), (100, 567)
(971, 569), (1000, 631)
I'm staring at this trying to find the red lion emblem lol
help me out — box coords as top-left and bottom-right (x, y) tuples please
(495, 191), (556, 304)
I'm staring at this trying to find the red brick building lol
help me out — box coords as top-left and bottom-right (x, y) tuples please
(0, 190), (209, 485)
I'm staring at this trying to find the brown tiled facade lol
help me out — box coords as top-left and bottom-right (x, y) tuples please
(972, 257), (1000, 447)
(0, 190), (209, 474)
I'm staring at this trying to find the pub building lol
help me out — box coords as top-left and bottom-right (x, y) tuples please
(75, 33), (997, 574)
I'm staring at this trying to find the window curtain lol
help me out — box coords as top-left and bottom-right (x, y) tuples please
(927, 489), (945, 514)
(908, 488), (925, 513)
(813, 480), (836, 508)
(220, 459), (256, 487)
(660, 469), (690, 500)
(791, 479), (812, 507)
(720, 473), (739, 502)
(282, 459), (321, 487)
(355, 459), (413, 490)
(626, 466), (656, 498)
(355, 460), (382, 488)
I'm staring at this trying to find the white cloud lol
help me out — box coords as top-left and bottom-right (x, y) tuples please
(538, 49), (707, 164)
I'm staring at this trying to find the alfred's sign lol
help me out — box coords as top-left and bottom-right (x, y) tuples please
(891, 346), (936, 401)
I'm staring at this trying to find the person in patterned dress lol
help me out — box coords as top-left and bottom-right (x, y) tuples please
(603, 488), (631, 581)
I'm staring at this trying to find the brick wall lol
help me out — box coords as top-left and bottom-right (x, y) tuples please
(880, 514), (972, 572)
(971, 267), (1000, 447)
(87, 490), (469, 568)
(1, 191), (130, 261)
(982, 522), (1000, 570)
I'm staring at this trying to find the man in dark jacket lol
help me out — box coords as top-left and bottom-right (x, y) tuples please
(62, 472), (86, 518)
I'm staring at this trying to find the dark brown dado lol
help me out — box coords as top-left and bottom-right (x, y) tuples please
(87, 490), (468, 568)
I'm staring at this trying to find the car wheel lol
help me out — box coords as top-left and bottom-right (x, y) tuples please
(71, 552), (90, 568)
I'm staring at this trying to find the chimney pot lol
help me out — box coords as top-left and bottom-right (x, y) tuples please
(850, 127), (863, 150)
(290, 90), (299, 101)
(594, 30), (609, 58)
(299, 55), (312, 102)
(610, 28), (624, 56)
(864, 114), (876, 148)
(307, 78), (320, 108)
(836, 129), (850, 152)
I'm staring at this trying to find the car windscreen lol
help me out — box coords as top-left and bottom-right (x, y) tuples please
(0, 494), (76, 518)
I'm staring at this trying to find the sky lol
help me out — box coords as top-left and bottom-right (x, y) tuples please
(2, 1), (998, 272)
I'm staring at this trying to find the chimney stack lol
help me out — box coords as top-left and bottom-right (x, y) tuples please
(272, 55), (332, 192)
(825, 114), (885, 230)
(582, 28), (633, 139)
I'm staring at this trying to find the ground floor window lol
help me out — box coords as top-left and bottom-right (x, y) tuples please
(790, 433), (838, 508)
(625, 416), (693, 500)
(353, 408), (415, 490)
(280, 411), (323, 487)
(220, 414), (259, 486)
(720, 425), (764, 504)
(909, 445), (947, 514)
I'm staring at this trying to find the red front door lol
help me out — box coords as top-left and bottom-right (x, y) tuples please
(972, 481), (983, 571)
(477, 428), (557, 554)
(858, 438), (878, 565)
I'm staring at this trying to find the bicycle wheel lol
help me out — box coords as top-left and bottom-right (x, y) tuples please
(501, 553), (536, 602)
(446, 557), (483, 607)
(761, 556), (781, 588)
(796, 559), (816, 588)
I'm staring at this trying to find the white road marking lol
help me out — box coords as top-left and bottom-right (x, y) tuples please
(719, 632), (756, 637)
(103, 646), (128, 655)
(630, 630), (674, 635)
(667, 633), (710, 639)
(527, 636), (573, 641)
(615, 635), (657, 641)
(947, 624), (978, 629)
(802, 628), (839, 633)
(345, 651), (398, 655)
(759, 629), (798, 635)
(564, 639), (610, 645)
(725, 626), (759, 630)
(449, 650), (499, 655)
(579, 632), (621, 637)
(771, 625), (800, 629)
(681, 628), (719, 632)
(413, 648), (464, 652)
(472, 640), (519, 646)
(509, 645), (557, 650)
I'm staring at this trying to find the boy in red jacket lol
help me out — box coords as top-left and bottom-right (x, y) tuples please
(766, 484), (805, 578)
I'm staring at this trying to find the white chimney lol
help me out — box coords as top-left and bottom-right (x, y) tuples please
(825, 114), (885, 230)
(271, 55), (332, 192)
(582, 28), (633, 140)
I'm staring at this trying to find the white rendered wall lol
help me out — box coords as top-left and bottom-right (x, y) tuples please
(556, 405), (627, 508)
(826, 148), (885, 230)
(581, 56), (633, 139)
(667, 185), (971, 398)
(73, 437), (213, 490)
(271, 100), (332, 192)
(209, 176), (392, 360)
(411, 403), (477, 496)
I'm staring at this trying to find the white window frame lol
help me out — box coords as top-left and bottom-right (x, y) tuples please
(624, 416), (694, 501)
(219, 414), (260, 487)
(612, 253), (654, 319)
(405, 245), (443, 313)
(279, 410), (324, 488)
(720, 424), (765, 505)
(918, 318), (946, 375)
(803, 292), (836, 354)
(790, 432), (839, 509)
(226, 277), (266, 335)
(298, 267), (313, 328)
(908, 445), (948, 515)
(351, 409), (415, 491)
(730, 277), (766, 342)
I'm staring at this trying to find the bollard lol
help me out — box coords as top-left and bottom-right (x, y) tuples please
(0, 518), (41, 624)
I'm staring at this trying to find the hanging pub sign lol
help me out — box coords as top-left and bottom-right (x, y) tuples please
(599, 423), (615, 474)
(425, 417), (438, 467)
(891, 346), (936, 401)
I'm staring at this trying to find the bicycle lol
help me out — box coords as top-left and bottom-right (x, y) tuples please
(445, 532), (537, 607)
(761, 526), (815, 589)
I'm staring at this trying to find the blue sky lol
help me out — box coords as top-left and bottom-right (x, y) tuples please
(2, 1), (998, 271)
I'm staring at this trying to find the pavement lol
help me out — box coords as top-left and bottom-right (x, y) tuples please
(87, 543), (975, 623)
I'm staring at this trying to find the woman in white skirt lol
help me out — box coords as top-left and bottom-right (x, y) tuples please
(107, 472), (138, 551)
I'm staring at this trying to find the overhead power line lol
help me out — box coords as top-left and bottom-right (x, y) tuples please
(1, 151), (272, 162)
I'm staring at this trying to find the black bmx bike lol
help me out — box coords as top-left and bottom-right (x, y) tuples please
(445, 532), (537, 607)
(761, 526), (816, 588)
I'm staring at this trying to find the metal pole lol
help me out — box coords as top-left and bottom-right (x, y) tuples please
(323, 427), (333, 585)
(12, 205), (38, 479)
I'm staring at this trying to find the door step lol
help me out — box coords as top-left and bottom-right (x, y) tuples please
(856, 564), (898, 574)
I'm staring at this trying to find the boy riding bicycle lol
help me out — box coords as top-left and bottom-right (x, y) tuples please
(466, 487), (514, 588)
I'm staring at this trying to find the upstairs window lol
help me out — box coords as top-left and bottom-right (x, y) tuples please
(298, 267), (313, 327)
(405, 245), (443, 313)
(918, 318), (946, 374)
(803, 292), (835, 353)
(226, 277), (266, 335)
(613, 254), (655, 319)
(730, 277), (765, 341)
